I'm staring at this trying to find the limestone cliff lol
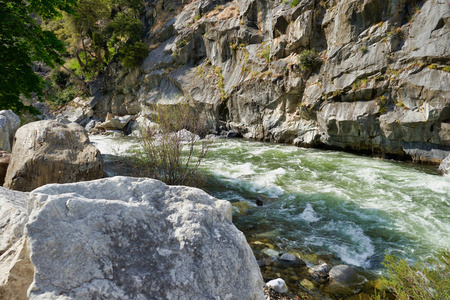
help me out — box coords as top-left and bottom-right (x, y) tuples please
(88, 0), (450, 163)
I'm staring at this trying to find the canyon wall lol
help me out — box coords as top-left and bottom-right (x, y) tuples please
(89, 0), (450, 163)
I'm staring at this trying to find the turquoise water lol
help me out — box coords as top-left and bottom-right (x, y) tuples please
(201, 139), (450, 270)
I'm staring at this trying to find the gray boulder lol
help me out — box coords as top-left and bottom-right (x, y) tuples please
(0, 188), (31, 300)
(277, 252), (306, 268)
(4, 120), (103, 192)
(438, 155), (450, 175)
(0, 110), (21, 152)
(328, 265), (362, 296)
(309, 262), (331, 283)
(26, 176), (265, 300)
(0, 187), (28, 255)
(98, 113), (133, 130)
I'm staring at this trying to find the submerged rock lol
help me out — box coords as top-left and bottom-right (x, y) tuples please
(25, 176), (264, 299)
(328, 265), (363, 296)
(231, 200), (254, 214)
(309, 262), (331, 283)
(4, 120), (103, 192)
(278, 252), (307, 268)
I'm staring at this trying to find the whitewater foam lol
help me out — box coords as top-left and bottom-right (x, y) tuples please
(299, 203), (321, 223)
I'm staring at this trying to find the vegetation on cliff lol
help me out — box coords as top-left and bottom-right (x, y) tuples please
(0, 0), (149, 111)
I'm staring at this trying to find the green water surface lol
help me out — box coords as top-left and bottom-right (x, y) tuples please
(201, 139), (450, 271)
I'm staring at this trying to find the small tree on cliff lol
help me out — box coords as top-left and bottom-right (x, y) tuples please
(0, 0), (77, 112)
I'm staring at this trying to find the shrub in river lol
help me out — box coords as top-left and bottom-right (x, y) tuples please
(135, 104), (211, 187)
(378, 249), (450, 300)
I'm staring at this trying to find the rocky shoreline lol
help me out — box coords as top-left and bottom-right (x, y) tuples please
(1, 110), (396, 299)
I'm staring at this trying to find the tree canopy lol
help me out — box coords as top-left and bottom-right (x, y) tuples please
(0, 0), (77, 112)
(0, 0), (148, 112)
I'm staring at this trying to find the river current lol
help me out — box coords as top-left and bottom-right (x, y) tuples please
(201, 139), (450, 271)
(92, 135), (450, 272)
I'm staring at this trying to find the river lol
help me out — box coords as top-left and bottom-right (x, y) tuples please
(91, 135), (450, 294)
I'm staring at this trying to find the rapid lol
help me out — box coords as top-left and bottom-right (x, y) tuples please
(92, 135), (450, 275)
(201, 139), (450, 271)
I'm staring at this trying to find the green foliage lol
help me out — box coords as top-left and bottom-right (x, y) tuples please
(214, 66), (228, 101)
(298, 49), (322, 71)
(47, 0), (146, 77)
(0, 0), (76, 112)
(443, 66), (450, 73)
(258, 44), (271, 63)
(380, 250), (450, 300)
(176, 39), (188, 48)
(50, 69), (71, 89)
(47, 86), (78, 108)
(291, 0), (300, 7)
(136, 104), (211, 187)
(352, 78), (368, 90)
(360, 45), (368, 54)
(118, 41), (149, 68)
(378, 95), (387, 114)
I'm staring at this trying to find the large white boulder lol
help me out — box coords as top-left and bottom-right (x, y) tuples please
(4, 120), (103, 192)
(0, 187), (28, 255)
(0, 187), (32, 300)
(26, 176), (264, 299)
(0, 110), (21, 152)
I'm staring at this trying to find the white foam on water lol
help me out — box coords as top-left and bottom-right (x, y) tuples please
(327, 221), (375, 267)
(247, 168), (287, 197)
(89, 135), (140, 156)
(355, 168), (380, 184)
(299, 203), (321, 223)
(206, 161), (256, 178)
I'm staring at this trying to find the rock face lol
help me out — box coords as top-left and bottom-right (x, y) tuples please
(25, 176), (264, 300)
(0, 110), (21, 152)
(3, 120), (103, 192)
(438, 154), (450, 175)
(0, 151), (11, 186)
(88, 0), (450, 164)
(0, 188), (32, 300)
(0, 237), (33, 300)
(0, 187), (28, 256)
